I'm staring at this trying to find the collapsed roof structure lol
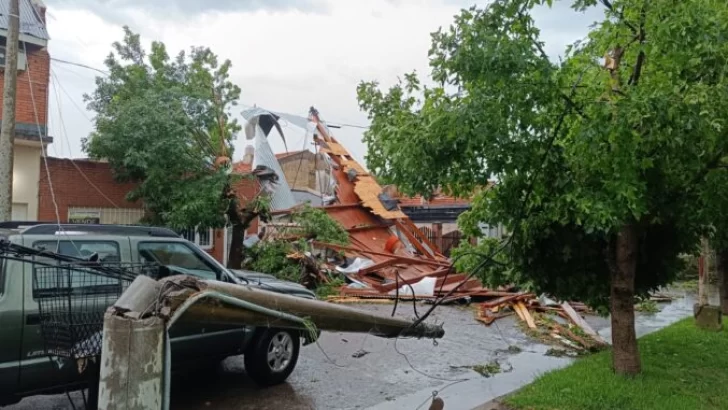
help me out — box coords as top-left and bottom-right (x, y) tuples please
(239, 106), (496, 300)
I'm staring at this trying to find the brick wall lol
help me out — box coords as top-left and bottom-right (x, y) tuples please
(38, 157), (262, 265)
(38, 157), (141, 221)
(0, 43), (50, 131)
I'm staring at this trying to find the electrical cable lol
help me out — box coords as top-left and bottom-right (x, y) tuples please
(50, 69), (122, 210)
(23, 40), (97, 408)
(51, 57), (108, 76)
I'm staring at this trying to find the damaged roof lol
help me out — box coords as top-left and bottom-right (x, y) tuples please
(0, 0), (49, 43)
(304, 107), (493, 299)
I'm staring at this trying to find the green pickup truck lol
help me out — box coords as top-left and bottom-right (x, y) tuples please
(0, 223), (317, 407)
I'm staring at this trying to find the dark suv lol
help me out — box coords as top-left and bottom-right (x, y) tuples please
(0, 223), (316, 406)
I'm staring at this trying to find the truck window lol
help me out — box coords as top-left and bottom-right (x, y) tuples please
(32, 241), (122, 298)
(138, 242), (217, 280)
(34, 240), (121, 263)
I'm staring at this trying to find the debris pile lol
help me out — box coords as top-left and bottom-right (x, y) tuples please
(287, 108), (500, 302)
(241, 106), (505, 303)
(476, 293), (608, 352)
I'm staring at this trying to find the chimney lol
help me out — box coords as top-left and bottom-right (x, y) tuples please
(242, 146), (255, 165)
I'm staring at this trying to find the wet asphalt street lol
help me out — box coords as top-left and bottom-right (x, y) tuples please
(4, 289), (698, 410)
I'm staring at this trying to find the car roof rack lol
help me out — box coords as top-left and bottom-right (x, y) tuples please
(0, 221), (58, 230)
(4, 223), (181, 238)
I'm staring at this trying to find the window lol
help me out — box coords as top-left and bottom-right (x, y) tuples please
(34, 241), (121, 262)
(138, 242), (217, 280)
(177, 227), (214, 250)
(32, 241), (122, 298)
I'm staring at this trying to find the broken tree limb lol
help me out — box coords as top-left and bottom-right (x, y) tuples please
(158, 275), (445, 339)
(561, 302), (607, 345)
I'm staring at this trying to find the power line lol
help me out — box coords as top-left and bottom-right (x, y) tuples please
(51, 57), (108, 76)
(327, 122), (370, 130)
(50, 69), (121, 209)
(51, 68), (93, 122)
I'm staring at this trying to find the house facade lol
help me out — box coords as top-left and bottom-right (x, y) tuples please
(37, 157), (261, 265)
(2, 0), (51, 221)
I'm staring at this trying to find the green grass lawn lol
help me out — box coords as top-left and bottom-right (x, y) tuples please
(505, 318), (728, 410)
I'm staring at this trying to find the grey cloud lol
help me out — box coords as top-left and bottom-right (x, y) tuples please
(46, 0), (328, 25)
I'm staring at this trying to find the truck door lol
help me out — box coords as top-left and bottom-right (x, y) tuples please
(18, 238), (130, 394)
(0, 257), (22, 400)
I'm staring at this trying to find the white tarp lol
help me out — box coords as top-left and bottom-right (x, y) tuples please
(388, 277), (437, 297)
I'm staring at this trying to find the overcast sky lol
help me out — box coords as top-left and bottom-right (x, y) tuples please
(44, 0), (603, 164)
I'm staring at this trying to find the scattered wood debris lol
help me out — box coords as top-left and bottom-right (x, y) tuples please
(475, 295), (607, 352)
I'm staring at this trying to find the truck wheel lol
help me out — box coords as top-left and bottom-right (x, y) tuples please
(244, 329), (300, 386)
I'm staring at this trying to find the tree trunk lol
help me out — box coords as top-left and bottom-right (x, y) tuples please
(610, 223), (641, 376)
(717, 249), (728, 315)
(699, 237), (710, 306)
(224, 197), (262, 270)
(227, 222), (245, 269)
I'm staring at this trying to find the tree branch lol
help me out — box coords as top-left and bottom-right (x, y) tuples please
(600, 0), (638, 34)
(516, 11), (588, 119)
(628, 3), (647, 86)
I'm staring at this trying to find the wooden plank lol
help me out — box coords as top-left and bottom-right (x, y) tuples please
(516, 302), (537, 329)
(561, 302), (607, 344)
(313, 241), (452, 267)
(395, 220), (437, 258)
(512, 303), (526, 322)
(400, 218), (446, 258)
(479, 293), (534, 309)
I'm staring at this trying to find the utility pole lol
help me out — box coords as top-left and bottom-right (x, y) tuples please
(0, 0), (20, 222)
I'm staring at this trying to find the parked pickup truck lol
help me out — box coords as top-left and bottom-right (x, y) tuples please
(0, 223), (317, 407)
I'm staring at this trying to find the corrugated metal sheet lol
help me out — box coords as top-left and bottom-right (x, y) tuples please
(242, 107), (296, 211)
(0, 0), (49, 41)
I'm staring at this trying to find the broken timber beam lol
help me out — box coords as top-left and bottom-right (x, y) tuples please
(313, 241), (452, 268)
(561, 302), (607, 345)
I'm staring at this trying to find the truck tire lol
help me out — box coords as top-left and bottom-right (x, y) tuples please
(244, 329), (300, 386)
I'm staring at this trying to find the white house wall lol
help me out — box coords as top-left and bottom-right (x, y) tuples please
(12, 144), (41, 220)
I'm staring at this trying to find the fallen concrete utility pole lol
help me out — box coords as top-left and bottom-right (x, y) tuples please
(158, 275), (445, 338)
(99, 275), (444, 410)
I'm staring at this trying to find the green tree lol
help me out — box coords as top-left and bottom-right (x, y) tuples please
(83, 27), (267, 268)
(357, 0), (728, 375)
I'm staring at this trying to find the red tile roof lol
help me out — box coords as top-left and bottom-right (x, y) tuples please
(232, 161), (252, 173)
